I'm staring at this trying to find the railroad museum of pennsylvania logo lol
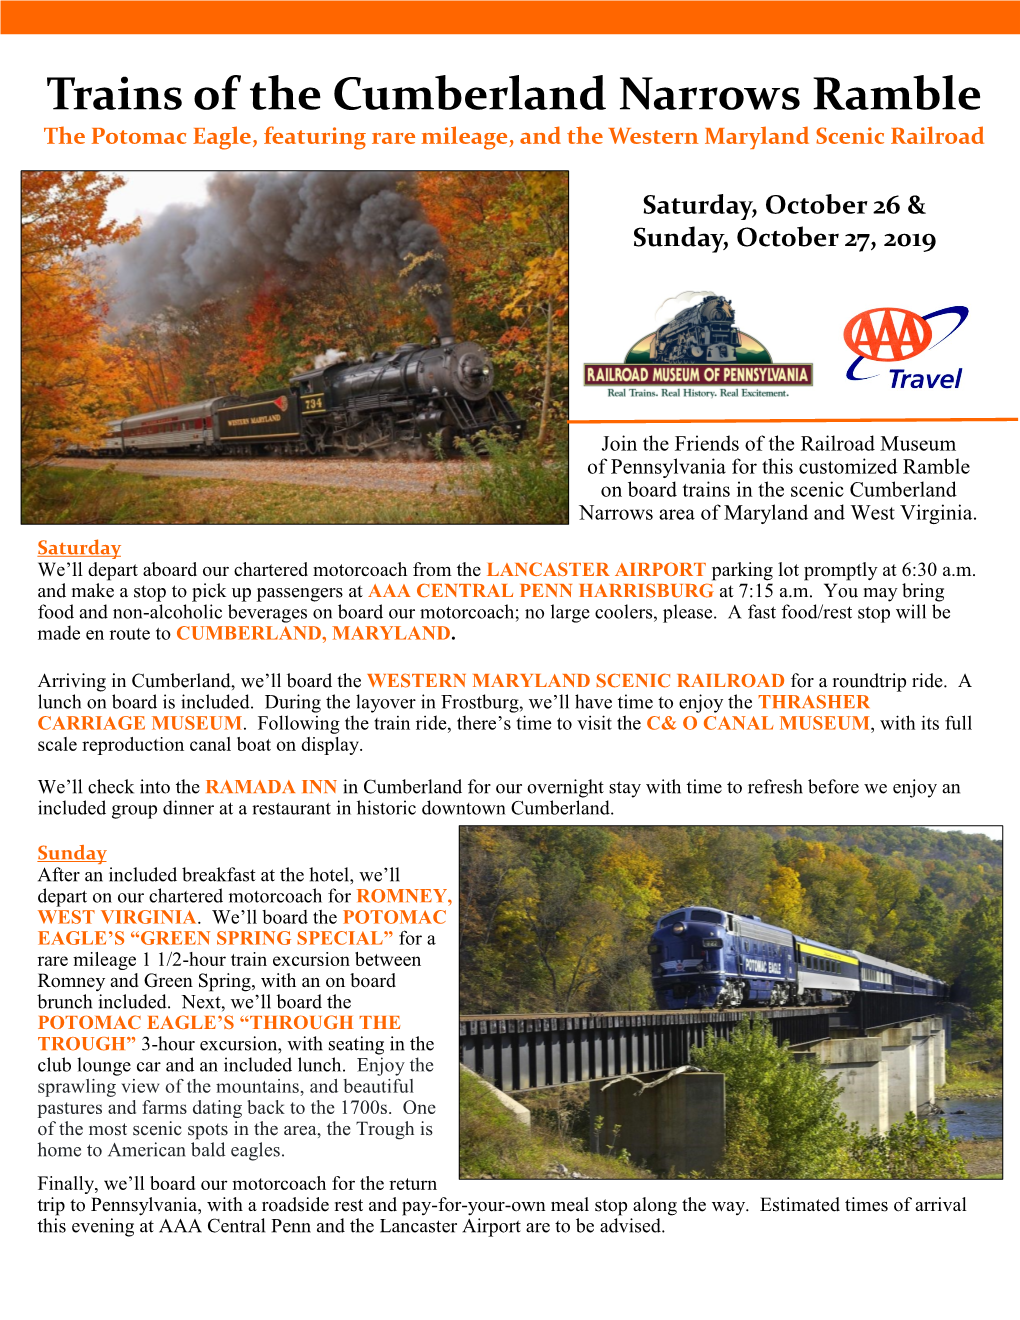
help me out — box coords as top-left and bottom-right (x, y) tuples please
(584, 292), (812, 391)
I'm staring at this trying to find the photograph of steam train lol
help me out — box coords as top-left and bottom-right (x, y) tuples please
(65, 338), (525, 459)
(22, 169), (568, 524)
(459, 825), (1002, 1179)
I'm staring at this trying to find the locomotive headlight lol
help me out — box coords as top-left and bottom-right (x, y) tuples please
(672, 922), (686, 933)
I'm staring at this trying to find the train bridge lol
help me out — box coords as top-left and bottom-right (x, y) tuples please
(459, 996), (949, 1172)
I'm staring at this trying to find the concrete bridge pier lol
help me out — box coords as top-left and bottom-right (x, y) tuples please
(797, 1016), (948, 1132)
(588, 1069), (726, 1176)
(913, 1017), (939, 1111)
(795, 1036), (889, 1132)
(873, 1026), (916, 1125)
(932, 1017), (947, 1088)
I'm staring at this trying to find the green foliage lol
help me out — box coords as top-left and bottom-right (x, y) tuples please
(942, 1037), (1002, 1096)
(460, 826), (1001, 1021)
(948, 896), (1002, 1028)
(460, 827), (661, 1013)
(687, 1024), (969, 1181)
(452, 435), (568, 525)
(691, 1020), (849, 1178)
(458, 1070), (650, 1180)
(840, 1112), (968, 1179)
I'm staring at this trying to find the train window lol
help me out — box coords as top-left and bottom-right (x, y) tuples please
(691, 909), (724, 924)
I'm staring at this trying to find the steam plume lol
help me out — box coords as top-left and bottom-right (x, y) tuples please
(654, 289), (715, 319)
(108, 171), (452, 334)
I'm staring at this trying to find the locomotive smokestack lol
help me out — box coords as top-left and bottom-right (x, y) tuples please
(440, 336), (456, 346)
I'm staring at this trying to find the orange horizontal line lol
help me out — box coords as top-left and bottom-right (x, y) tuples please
(3, 0), (1018, 34)
(569, 418), (1018, 423)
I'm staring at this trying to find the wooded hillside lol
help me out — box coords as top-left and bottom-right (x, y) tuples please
(459, 825), (1002, 1024)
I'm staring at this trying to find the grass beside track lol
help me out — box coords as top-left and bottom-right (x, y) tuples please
(939, 1032), (1002, 1099)
(459, 1070), (652, 1180)
(23, 466), (486, 525)
(955, 1139), (1002, 1179)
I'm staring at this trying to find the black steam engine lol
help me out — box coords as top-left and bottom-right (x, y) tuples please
(70, 338), (525, 459)
(292, 338), (524, 455)
(651, 294), (740, 365)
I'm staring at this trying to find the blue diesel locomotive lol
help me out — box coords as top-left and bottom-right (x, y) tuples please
(648, 906), (948, 1009)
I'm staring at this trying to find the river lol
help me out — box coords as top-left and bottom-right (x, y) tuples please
(931, 1096), (1002, 1141)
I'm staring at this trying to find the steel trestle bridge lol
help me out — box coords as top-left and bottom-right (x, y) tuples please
(459, 995), (946, 1093)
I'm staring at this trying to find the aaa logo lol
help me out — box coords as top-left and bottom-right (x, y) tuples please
(843, 307), (933, 361)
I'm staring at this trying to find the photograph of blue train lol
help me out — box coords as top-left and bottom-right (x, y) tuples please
(649, 907), (948, 1010)
(459, 824), (1001, 1181)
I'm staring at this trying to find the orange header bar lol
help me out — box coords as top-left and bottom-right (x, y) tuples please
(3, 1), (1019, 35)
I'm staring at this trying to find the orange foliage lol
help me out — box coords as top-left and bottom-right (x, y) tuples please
(236, 281), (288, 391)
(25, 171), (569, 456)
(21, 171), (139, 463)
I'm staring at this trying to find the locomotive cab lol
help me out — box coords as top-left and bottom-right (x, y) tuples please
(650, 908), (735, 1009)
(651, 908), (797, 1010)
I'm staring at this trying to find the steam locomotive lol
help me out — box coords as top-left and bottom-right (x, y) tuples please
(649, 906), (949, 1010)
(67, 338), (525, 459)
(651, 294), (741, 364)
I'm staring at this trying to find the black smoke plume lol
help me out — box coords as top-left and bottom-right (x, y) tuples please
(108, 171), (452, 334)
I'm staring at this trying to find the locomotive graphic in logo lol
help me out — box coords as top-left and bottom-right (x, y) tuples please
(583, 290), (811, 389)
(624, 293), (772, 366)
(844, 304), (968, 386)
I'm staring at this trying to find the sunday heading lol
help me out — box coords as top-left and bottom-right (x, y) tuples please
(46, 73), (981, 114)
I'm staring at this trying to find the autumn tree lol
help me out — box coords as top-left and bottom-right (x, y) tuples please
(418, 170), (569, 448)
(760, 865), (811, 931)
(21, 171), (138, 463)
(459, 826), (660, 1013)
